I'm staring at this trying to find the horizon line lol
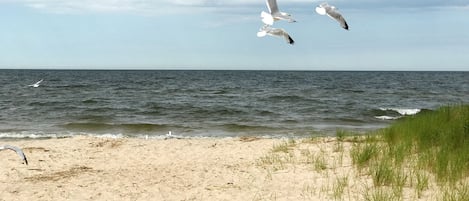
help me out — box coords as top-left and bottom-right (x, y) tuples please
(0, 68), (468, 72)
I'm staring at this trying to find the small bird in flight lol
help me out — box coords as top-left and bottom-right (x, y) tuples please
(261, 0), (296, 25)
(315, 2), (349, 30)
(257, 24), (295, 45)
(28, 79), (43, 88)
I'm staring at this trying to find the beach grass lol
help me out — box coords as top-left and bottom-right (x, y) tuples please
(349, 104), (469, 200)
(363, 188), (400, 201)
(441, 182), (469, 201)
(415, 170), (429, 198)
(350, 140), (379, 168)
(382, 104), (469, 183)
(246, 105), (469, 200)
(332, 176), (348, 200)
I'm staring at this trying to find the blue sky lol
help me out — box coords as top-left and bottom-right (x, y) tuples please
(0, 0), (468, 70)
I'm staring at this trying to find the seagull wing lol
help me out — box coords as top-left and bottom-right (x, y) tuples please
(269, 28), (294, 45)
(326, 8), (349, 30)
(1, 145), (28, 165)
(266, 0), (279, 14)
(257, 24), (270, 37)
(283, 32), (295, 45)
(29, 79), (43, 87)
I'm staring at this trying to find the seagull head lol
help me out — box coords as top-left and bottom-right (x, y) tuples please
(260, 11), (274, 25)
(257, 31), (267, 37)
(280, 12), (291, 17)
(315, 7), (327, 15)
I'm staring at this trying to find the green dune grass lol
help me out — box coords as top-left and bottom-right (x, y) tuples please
(383, 105), (469, 183)
(349, 104), (469, 200)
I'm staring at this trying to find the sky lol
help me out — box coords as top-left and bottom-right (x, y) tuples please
(0, 0), (468, 71)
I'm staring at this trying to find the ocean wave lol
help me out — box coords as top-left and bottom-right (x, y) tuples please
(0, 132), (72, 139)
(142, 103), (249, 117)
(55, 84), (90, 89)
(185, 107), (248, 116)
(61, 122), (171, 133)
(209, 108), (247, 116)
(321, 117), (367, 124)
(379, 108), (422, 115)
(27, 101), (66, 107)
(222, 123), (279, 132)
(213, 90), (229, 95)
(76, 115), (113, 122)
(82, 99), (99, 104)
(372, 108), (427, 120)
(84, 107), (136, 113)
(266, 95), (309, 102)
(0, 131), (128, 139)
(374, 116), (400, 120)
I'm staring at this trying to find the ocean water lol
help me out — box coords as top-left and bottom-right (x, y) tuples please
(0, 70), (468, 139)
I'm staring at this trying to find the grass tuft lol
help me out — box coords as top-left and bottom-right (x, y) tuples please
(351, 141), (379, 168)
(441, 182), (469, 201)
(332, 176), (348, 200)
(371, 159), (395, 186)
(363, 188), (400, 201)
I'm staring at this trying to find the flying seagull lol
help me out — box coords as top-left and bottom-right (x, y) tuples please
(0, 145), (28, 165)
(315, 2), (349, 30)
(28, 79), (43, 88)
(257, 24), (295, 45)
(261, 0), (296, 25)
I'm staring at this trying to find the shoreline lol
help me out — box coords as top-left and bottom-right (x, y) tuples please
(0, 135), (444, 200)
(0, 125), (381, 141)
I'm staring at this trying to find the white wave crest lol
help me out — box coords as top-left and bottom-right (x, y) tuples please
(380, 108), (421, 115)
(375, 116), (400, 120)
(0, 132), (72, 139)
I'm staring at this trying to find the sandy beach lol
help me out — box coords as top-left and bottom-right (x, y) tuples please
(0, 136), (443, 201)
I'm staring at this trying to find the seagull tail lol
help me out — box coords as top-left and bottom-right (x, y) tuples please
(261, 11), (274, 25)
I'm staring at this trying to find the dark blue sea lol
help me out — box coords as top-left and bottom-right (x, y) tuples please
(0, 70), (468, 139)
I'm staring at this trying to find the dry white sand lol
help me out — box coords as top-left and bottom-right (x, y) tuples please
(0, 136), (445, 200)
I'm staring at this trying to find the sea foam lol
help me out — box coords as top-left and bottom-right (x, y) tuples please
(379, 108), (421, 115)
(374, 108), (422, 120)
